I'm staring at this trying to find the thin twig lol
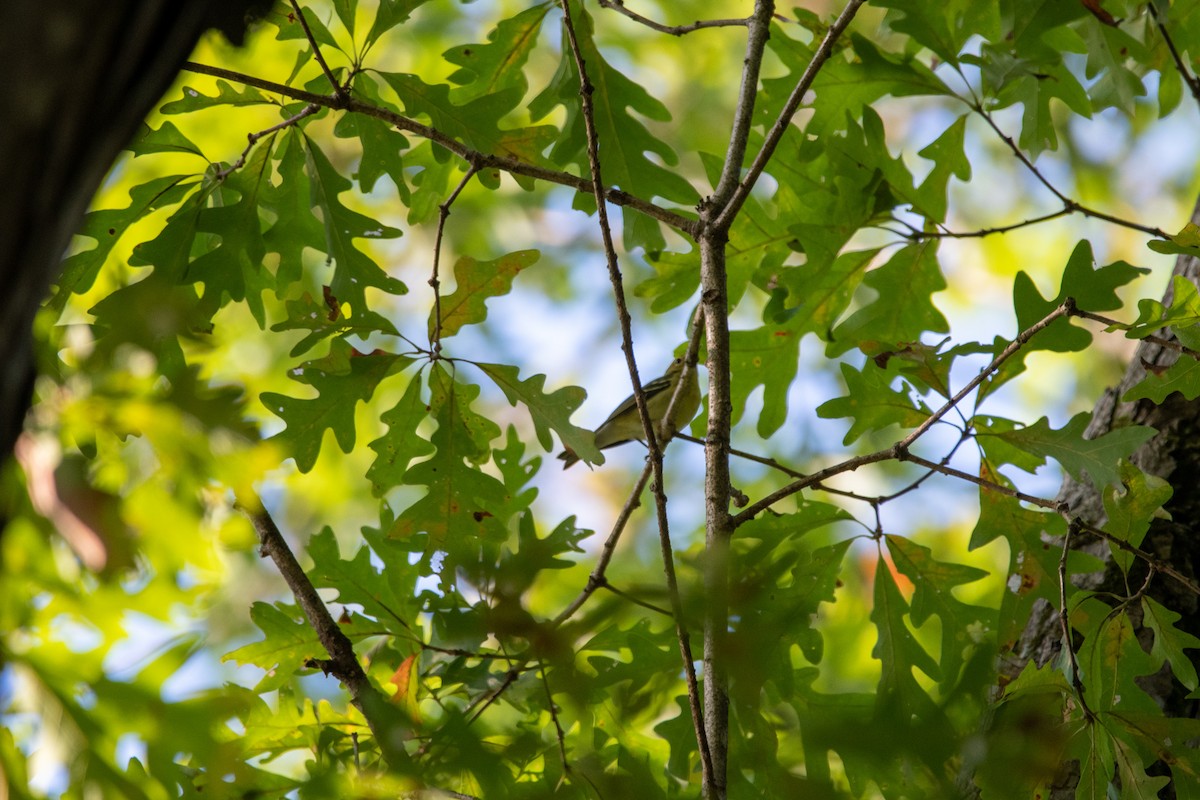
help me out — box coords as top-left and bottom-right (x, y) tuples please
(180, 61), (697, 235)
(597, 0), (751, 36)
(557, 1), (714, 788)
(901, 452), (1059, 511)
(215, 104), (320, 180)
(601, 582), (673, 617)
(732, 448), (896, 526)
(1074, 519), (1200, 598)
(288, 0), (347, 100)
(893, 208), (1073, 241)
(539, 661), (571, 774)
(1148, 4), (1200, 105)
(551, 461), (656, 626)
(676, 434), (881, 505)
(713, 0), (868, 231)
(1070, 307), (1200, 360)
(969, 101), (1169, 240)
(895, 300), (1074, 451)
(734, 301), (1076, 524)
(877, 431), (969, 503)
(1058, 520), (1096, 721)
(429, 163), (481, 357)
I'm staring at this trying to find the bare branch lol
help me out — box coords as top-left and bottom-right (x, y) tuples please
(894, 208), (1073, 241)
(1149, 3), (1200, 106)
(288, 0), (347, 100)
(243, 501), (405, 765)
(713, 0), (867, 231)
(894, 300), (1074, 451)
(551, 461), (656, 625)
(969, 101), (1169, 239)
(734, 300), (1074, 524)
(1070, 307), (1200, 361)
(429, 163), (481, 357)
(215, 103), (320, 181)
(1058, 521), (1096, 721)
(597, 0), (751, 35)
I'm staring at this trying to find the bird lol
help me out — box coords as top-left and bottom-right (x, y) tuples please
(559, 356), (701, 469)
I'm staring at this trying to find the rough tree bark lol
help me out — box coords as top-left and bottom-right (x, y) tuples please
(1002, 196), (1200, 798)
(0, 0), (267, 459)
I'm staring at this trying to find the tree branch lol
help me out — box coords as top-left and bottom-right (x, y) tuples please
(734, 300), (1075, 524)
(597, 0), (752, 36)
(429, 163), (481, 357)
(713, 0), (867, 231)
(243, 500), (406, 766)
(288, 0), (346, 101)
(179, 60), (698, 235)
(557, 2), (714, 791)
(968, 101), (1169, 240)
(1148, 3), (1200, 106)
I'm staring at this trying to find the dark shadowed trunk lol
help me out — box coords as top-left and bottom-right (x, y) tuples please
(0, 0), (265, 458)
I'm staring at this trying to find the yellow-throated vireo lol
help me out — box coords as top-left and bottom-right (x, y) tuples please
(559, 356), (700, 469)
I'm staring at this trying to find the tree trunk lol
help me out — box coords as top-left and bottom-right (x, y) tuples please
(0, 0), (266, 458)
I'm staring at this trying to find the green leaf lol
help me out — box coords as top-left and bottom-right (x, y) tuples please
(335, 74), (411, 195)
(261, 340), (408, 472)
(915, 115), (971, 222)
(528, 0), (698, 251)
(1010, 242), (1148, 361)
(332, 0), (356, 36)
(367, 370), (436, 496)
(1074, 596), (1160, 713)
(829, 241), (949, 356)
(497, 512), (589, 594)
(1142, 596), (1200, 693)
(51, 175), (195, 312)
(873, 0), (1000, 64)
(817, 362), (933, 445)
(307, 525), (420, 632)
(970, 474), (1069, 652)
(378, 71), (556, 165)
(871, 556), (942, 716)
(261, 128), (327, 293)
(267, 3), (340, 49)
(444, 5), (550, 102)
(303, 134), (408, 312)
(1124, 356), (1200, 404)
(886, 535), (993, 688)
(187, 136), (276, 325)
(390, 365), (509, 565)
(431, 250), (539, 339)
(127, 121), (206, 159)
(1149, 221), (1200, 258)
(726, 323), (802, 437)
(365, 0), (432, 49)
(471, 361), (596, 462)
(766, 32), (951, 141)
(1081, 19), (1148, 115)
(983, 412), (1155, 489)
(224, 602), (322, 687)
(1124, 275), (1200, 340)
(271, 289), (400, 358)
(774, 249), (879, 337)
(1101, 462), (1171, 571)
(159, 80), (273, 115)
